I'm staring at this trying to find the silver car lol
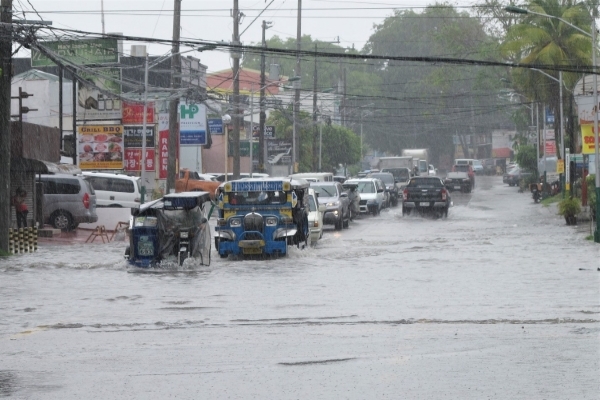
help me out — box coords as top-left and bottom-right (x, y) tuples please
(39, 174), (98, 230)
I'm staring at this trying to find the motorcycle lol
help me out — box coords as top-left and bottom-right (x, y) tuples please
(529, 182), (542, 203)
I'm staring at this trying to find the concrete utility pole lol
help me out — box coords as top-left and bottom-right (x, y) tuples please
(167, 0), (181, 192)
(0, 0), (13, 253)
(293, 0), (301, 173)
(312, 43), (318, 171)
(258, 20), (270, 173)
(232, 0), (241, 179)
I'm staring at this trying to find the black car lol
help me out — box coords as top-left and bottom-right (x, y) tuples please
(369, 172), (399, 207)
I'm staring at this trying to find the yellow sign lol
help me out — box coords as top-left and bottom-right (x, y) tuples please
(556, 159), (564, 174)
(77, 124), (124, 170)
(580, 125), (598, 154)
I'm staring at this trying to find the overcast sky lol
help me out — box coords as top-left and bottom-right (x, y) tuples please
(16, 0), (479, 73)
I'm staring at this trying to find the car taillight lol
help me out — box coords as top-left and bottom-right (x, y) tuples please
(402, 189), (408, 201)
(83, 193), (90, 209)
(441, 188), (447, 200)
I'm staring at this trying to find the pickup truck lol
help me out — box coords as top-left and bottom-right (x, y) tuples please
(175, 169), (221, 199)
(444, 164), (474, 193)
(402, 176), (451, 218)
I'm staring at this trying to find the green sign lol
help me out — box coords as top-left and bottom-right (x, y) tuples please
(229, 140), (259, 157)
(32, 38), (119, 67)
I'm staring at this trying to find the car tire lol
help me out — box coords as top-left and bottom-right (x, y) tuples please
(334, 219), (342, 230)
(343, 217), (349, 229)
(51, 210), (74, 231)
(402, 206), (410, 216)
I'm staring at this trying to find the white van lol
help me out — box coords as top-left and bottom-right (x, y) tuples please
(82, 172), (142, 208)
(289, 172), (333, 182)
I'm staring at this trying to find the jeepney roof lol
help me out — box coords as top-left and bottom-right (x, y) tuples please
(138, 191), (211, 212)
(222, 177), (310, 192)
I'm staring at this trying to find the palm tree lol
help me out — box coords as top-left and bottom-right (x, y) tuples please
(501, 0), (593, 153)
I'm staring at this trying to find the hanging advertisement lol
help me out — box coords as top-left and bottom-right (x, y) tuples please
(123, 125), (156, 148)
(179, 102), (207, 145)
(581, 125), (598, 154)
(124, 149), (155, 172)
(266, 140), (292, 165)
(158, 113), (170, 179)
(31, 38), (119, 67)
(544, 140), (556, 156)
(122, 101), (155, 124)
(207, 118), (223, 134)
(77, 125), (124, 170)
(77, 68), (122, 121)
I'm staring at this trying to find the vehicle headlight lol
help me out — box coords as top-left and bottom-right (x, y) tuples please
(280, 215), (293, 224)
(180, 231), (189, 239)
(326, 201), (340, 207)
(229, 218), (242, 227)
(265, 217), (278, 226)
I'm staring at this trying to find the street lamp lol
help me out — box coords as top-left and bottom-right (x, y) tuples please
(506, 5), (599, 242)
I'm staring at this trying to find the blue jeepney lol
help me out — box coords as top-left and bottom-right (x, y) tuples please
(215, 178), (310, 258)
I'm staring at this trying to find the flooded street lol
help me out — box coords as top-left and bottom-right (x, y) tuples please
(1, 176), (599, 399)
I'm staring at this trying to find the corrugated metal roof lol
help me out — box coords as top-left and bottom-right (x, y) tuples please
(12, 69), (72, 83)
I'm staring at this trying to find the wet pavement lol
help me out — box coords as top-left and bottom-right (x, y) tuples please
(1, 176), (599, 399)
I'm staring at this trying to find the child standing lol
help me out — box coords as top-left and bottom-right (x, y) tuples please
(12, 188), (28, 228)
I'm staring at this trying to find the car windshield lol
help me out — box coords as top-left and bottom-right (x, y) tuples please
(313, 185), (337, 197)
(357, 181), (375, 193)
(454, 165), (470, 172)
(228, 190), (286, 205)
(408, 178), (443, 188)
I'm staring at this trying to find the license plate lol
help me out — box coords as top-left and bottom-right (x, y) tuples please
(418, 202), (429, 206)
(454, 186), (461, 190)
(243, 248), (262, 255)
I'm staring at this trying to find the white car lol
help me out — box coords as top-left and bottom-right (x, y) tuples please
(345, 178), (385, 216)
(82, 172), (142, 208)
(428, 164), (437, 176)
(307, 188), (325, 243)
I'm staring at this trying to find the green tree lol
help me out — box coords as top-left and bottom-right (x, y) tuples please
(501, 0), (592, 156)
(515, 144), (538, 172)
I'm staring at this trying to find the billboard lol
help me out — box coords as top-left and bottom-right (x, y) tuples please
(575, 96), (599, 155)
(179, 102), (207, 145)
(78, 125), (124, 170)
(31, 38), (119, 67)
(77, 68), (122, 121)
(122, 102), (155, 124)
(124, 149), (155, 172)
(123, 125), (155, 148)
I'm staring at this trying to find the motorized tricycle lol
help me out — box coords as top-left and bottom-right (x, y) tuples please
(125, 192), (212, 267)
(214, 178), (310, 258)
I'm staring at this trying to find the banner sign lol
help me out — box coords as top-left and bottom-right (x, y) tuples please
(544, 129), (555, 140)
(76, 68), (122, 121)
(581, 125), (598, 154)
(77, 125), (124, 170)
(32, 38), (119, 67)
(544, 140), (556, 156)
(124, 149), (155, 171)
(158, 114), (170, 179)
(545, 107), (555, 124)
(123, 125), (155, 148)
(122, 102), (155, 124)
(179, 102), (207, 145)
(266, 140), (292, 165)
(207, 118), (223, 134)
(230, 180), (284, 192)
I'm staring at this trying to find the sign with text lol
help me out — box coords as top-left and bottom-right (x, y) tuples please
(158, 115), (170, 179)
(207, 118), (223, 134)
(122, 102), (155, 124)
(32, 38), (119, 67)
(179, 102), (207, 145)
(544, 140), (556, 156)
(124, 149), (155, 172)
(581, 124), (598, 155)
(77, 125), (123, 170)
(123, 125), (156, 148)
(264, 125), (275, 139)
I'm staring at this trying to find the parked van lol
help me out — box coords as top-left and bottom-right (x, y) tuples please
(82, 172), (142, 208)
(289, 172), (333, 182)
(39, 174), (98, 230)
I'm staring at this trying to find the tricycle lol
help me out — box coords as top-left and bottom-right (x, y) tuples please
(125, 192), (212, 267)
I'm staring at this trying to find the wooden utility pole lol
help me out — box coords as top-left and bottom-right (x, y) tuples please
(167, 0), (181, 192)
(232, 0), (241, 179)
(0, 0), (12, 253)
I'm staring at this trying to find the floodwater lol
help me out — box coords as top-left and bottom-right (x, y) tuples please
(1, 176), (599, 399)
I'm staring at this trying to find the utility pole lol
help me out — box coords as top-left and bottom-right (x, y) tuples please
(0, 0), (12, 253)
(312, 43), (318, 171)
(259, 20), (271, 173)
(293, 0), (301, 173)
(232, 0), (241, 179)
(167, 0), (181, 192)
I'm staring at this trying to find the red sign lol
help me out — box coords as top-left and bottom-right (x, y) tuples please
(122, 102), (155, 124)
(159, 129), (169, 179)
(124, 149), (155, 171)
(544, 140), (556, 156)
